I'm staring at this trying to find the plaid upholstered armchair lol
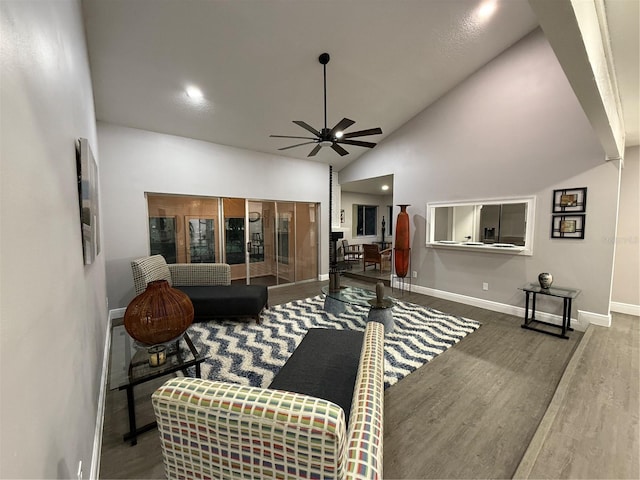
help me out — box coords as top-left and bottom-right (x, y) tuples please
(131, 254), (231, 295)
(151, 321), (385, 479)
(131, 255), (268, 322)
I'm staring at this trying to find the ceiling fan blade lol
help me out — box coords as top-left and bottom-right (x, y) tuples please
(278, 141), (317, 151)
(338, 139), (377, 148)
(270, 135), (317, 140)
(329, 118), (355, 136)
(308, 144), (322, 157)
(293, 121), (321, 137)
(331, 143), (349, 156)
(342, 127), (383, 138)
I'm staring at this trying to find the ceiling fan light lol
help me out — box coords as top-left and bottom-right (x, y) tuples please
(319, 140), (333, 147)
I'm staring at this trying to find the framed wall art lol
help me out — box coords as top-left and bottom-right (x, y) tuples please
(552, 187), (587, 213)
(76, 138), (100, 265)
(551, 214), (585, 239)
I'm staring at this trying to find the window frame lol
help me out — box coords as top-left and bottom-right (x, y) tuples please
(354, 204), (378, 237)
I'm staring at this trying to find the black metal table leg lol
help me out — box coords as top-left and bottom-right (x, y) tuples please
(124, 386), (137, 446)
(531, 292), (537, 320)
(563, 297), (574, 336)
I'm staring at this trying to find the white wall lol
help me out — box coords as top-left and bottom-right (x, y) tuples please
(612, 146), (640, 311)
(0, 1), (108, 478)
(98, 123), (330, 308)
(339, 191), (393, 244)
(340, 29), (619, 320)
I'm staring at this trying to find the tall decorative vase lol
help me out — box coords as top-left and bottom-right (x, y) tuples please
(394, 204), (410, 278)
(124, 280), (194, 346)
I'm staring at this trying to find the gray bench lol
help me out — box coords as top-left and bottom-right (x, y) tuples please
(269, 328), (364, 420)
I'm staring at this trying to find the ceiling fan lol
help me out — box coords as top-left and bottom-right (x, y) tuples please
(270, 53), (383, 157)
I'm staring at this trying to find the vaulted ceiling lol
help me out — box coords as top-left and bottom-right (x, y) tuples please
(82, 0), (638, 176)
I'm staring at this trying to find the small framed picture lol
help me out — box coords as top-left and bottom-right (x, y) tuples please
(551, 214), (585, 239)
(560, 219), (576, 233)
(553, 187), (587, 213)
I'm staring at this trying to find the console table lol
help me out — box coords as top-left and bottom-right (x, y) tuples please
(519, 283), (580, 339)
(109, 324), (207, 445)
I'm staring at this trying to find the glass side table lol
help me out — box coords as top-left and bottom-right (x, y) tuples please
(519, 283), (581, 339)
(109, 324), (208, 445)
(321, 285), (378, 314)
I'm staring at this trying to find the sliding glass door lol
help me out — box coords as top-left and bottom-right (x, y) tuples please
(147, 194), (318, 286)
(295, 203), (319, 282)
(147, 194), (219, 264)
(246, 201), (276, 286)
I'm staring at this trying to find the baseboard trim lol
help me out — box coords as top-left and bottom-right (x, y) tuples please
(610, 301), (640, 317)
(90, 312), (113, 480)
(578, 309), (611, 327)
(390, 279), (612, 331)
(109, 307), (127, 319)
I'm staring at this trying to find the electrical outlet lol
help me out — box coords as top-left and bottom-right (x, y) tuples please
(77, 461), (83, 480)
(412, 271), (417, 278)
(482, 282), (489, 291)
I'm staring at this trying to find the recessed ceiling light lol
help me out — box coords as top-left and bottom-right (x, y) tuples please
(185, 85), (203, 99)
(381, 185), (389, 191)
(335, 131), (344, 139)
(476, 0), (497, 21)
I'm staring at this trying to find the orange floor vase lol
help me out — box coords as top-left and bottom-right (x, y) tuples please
(394, 204), (410, 278)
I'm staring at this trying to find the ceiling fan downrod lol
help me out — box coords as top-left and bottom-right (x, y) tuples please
(269, 51), (382, 157)
(319, 53), (331, 146)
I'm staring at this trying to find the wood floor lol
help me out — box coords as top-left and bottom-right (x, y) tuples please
(99, 277), (638, 479)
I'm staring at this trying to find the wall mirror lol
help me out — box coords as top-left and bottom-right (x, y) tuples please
(426, 197), (535, 255)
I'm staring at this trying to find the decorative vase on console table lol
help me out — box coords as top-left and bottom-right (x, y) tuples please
(394, 204), (411, 278)
(538, 272), (553, 289)
(124, 279), (194, 366)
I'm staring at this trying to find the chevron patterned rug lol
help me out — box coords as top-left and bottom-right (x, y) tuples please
(184, 295), (481, 390)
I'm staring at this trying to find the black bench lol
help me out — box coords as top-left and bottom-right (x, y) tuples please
(269, 328), (364, 420)
(176, 285), (268, 323)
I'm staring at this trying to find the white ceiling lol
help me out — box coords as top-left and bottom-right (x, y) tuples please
(82, 0), (638, 179)
(341, 175), (394, 195)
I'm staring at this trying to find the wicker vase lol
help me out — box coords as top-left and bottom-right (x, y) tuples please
(394, 204), (410, 278)
(124, 280), (194, 346)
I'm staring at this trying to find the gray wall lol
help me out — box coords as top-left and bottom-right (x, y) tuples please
(340, 29), (619, 319)
(98, 123), (330, 308)
(612, 146), (640, 308)
(0, 1), (108, 478)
